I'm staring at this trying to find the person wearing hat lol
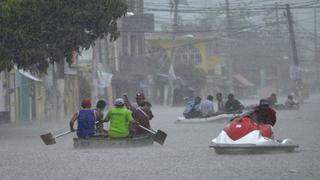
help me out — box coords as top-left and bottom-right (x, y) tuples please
(70, 99), (97, 138)
(103, 98), (135, 138)
(250, 99), (277, 126)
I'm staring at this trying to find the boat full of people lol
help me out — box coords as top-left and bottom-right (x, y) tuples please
(178, 93), (244, 123)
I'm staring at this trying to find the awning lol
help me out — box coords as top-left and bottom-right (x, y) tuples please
(233, 74), (254, 87)
(18, 69), (41, 82)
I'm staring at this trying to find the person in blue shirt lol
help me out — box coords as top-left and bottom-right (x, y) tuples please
(183, 96), (202, 119)
(69, 99), (96, 138)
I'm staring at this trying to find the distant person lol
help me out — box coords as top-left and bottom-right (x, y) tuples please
(285, 95), (299, 108)
(201, 95), (215, 117)
(183, 96), (202, 119)
(250, 99), (277, 126)
(224, 94), (244, 114)
(132, 101), (154, 135)
(70, 99), (96, 138)
(104, 98), (135, 138)
(216, 92), (225, 114)
(267, 93), (277, 106)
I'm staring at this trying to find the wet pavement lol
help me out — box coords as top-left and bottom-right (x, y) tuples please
(1, 96), (320, 180)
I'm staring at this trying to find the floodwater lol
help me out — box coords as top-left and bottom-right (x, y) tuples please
(1, 96), (320, 180)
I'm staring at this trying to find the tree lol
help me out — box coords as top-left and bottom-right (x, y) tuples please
(174, 63), (206, 93)
(0, 0), (128, 73)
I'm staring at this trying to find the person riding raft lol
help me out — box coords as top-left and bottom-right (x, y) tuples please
(183, 96), (202, 119)
(224, 93), (244, 114)
(215, 92), (225, 114)
(200, 95), (215, 117)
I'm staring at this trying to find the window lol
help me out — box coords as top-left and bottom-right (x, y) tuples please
(130, 35), (137, 56)
(174, 45), (201, 65)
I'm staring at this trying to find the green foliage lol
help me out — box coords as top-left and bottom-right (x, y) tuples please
(0, 0), (127, 73)
(174, 63), (206, 92)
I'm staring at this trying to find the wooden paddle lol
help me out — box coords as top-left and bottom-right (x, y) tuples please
(40, 130), (75, 145)
(138, 125), (167, 145)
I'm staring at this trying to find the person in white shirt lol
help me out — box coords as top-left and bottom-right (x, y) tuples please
(201, 95), (215, 117)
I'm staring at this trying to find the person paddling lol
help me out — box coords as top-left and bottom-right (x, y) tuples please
(69, 99), (97, 138)
(104, 98), (135, 138)
(132, 101), (154, 135)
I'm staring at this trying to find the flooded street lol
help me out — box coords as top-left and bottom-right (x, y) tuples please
(0, 96), (319, 180)
(2, 0), (320, 179)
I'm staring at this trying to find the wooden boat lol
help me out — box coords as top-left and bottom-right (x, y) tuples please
(175, 114), (239, 124)
(73, 134), (155, 148)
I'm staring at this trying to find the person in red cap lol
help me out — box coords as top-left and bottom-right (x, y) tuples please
(70, 99), (97, 138)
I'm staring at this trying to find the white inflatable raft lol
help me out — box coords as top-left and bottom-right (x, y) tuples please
(175, 114), (239, 124)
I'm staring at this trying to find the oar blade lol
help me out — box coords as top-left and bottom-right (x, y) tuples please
(40, 133), (56, 145)
(154, 130), (167, 145)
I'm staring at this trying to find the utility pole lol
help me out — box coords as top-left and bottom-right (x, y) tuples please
(286, 4), (299, 67)
(225, 0), (234, 93)
(315, 7), (318, 63)
(286, 4), (302, 96)
(91, 39), (100, 104)
(275, 2), (281, 91)
(226, 0), (230, 22)
(168, 0), (179, 106)
(314, 7), (320, 86)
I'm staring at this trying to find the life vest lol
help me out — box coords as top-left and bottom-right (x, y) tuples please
(77, 109), (95, 138)
(224, 116), (273, 141)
